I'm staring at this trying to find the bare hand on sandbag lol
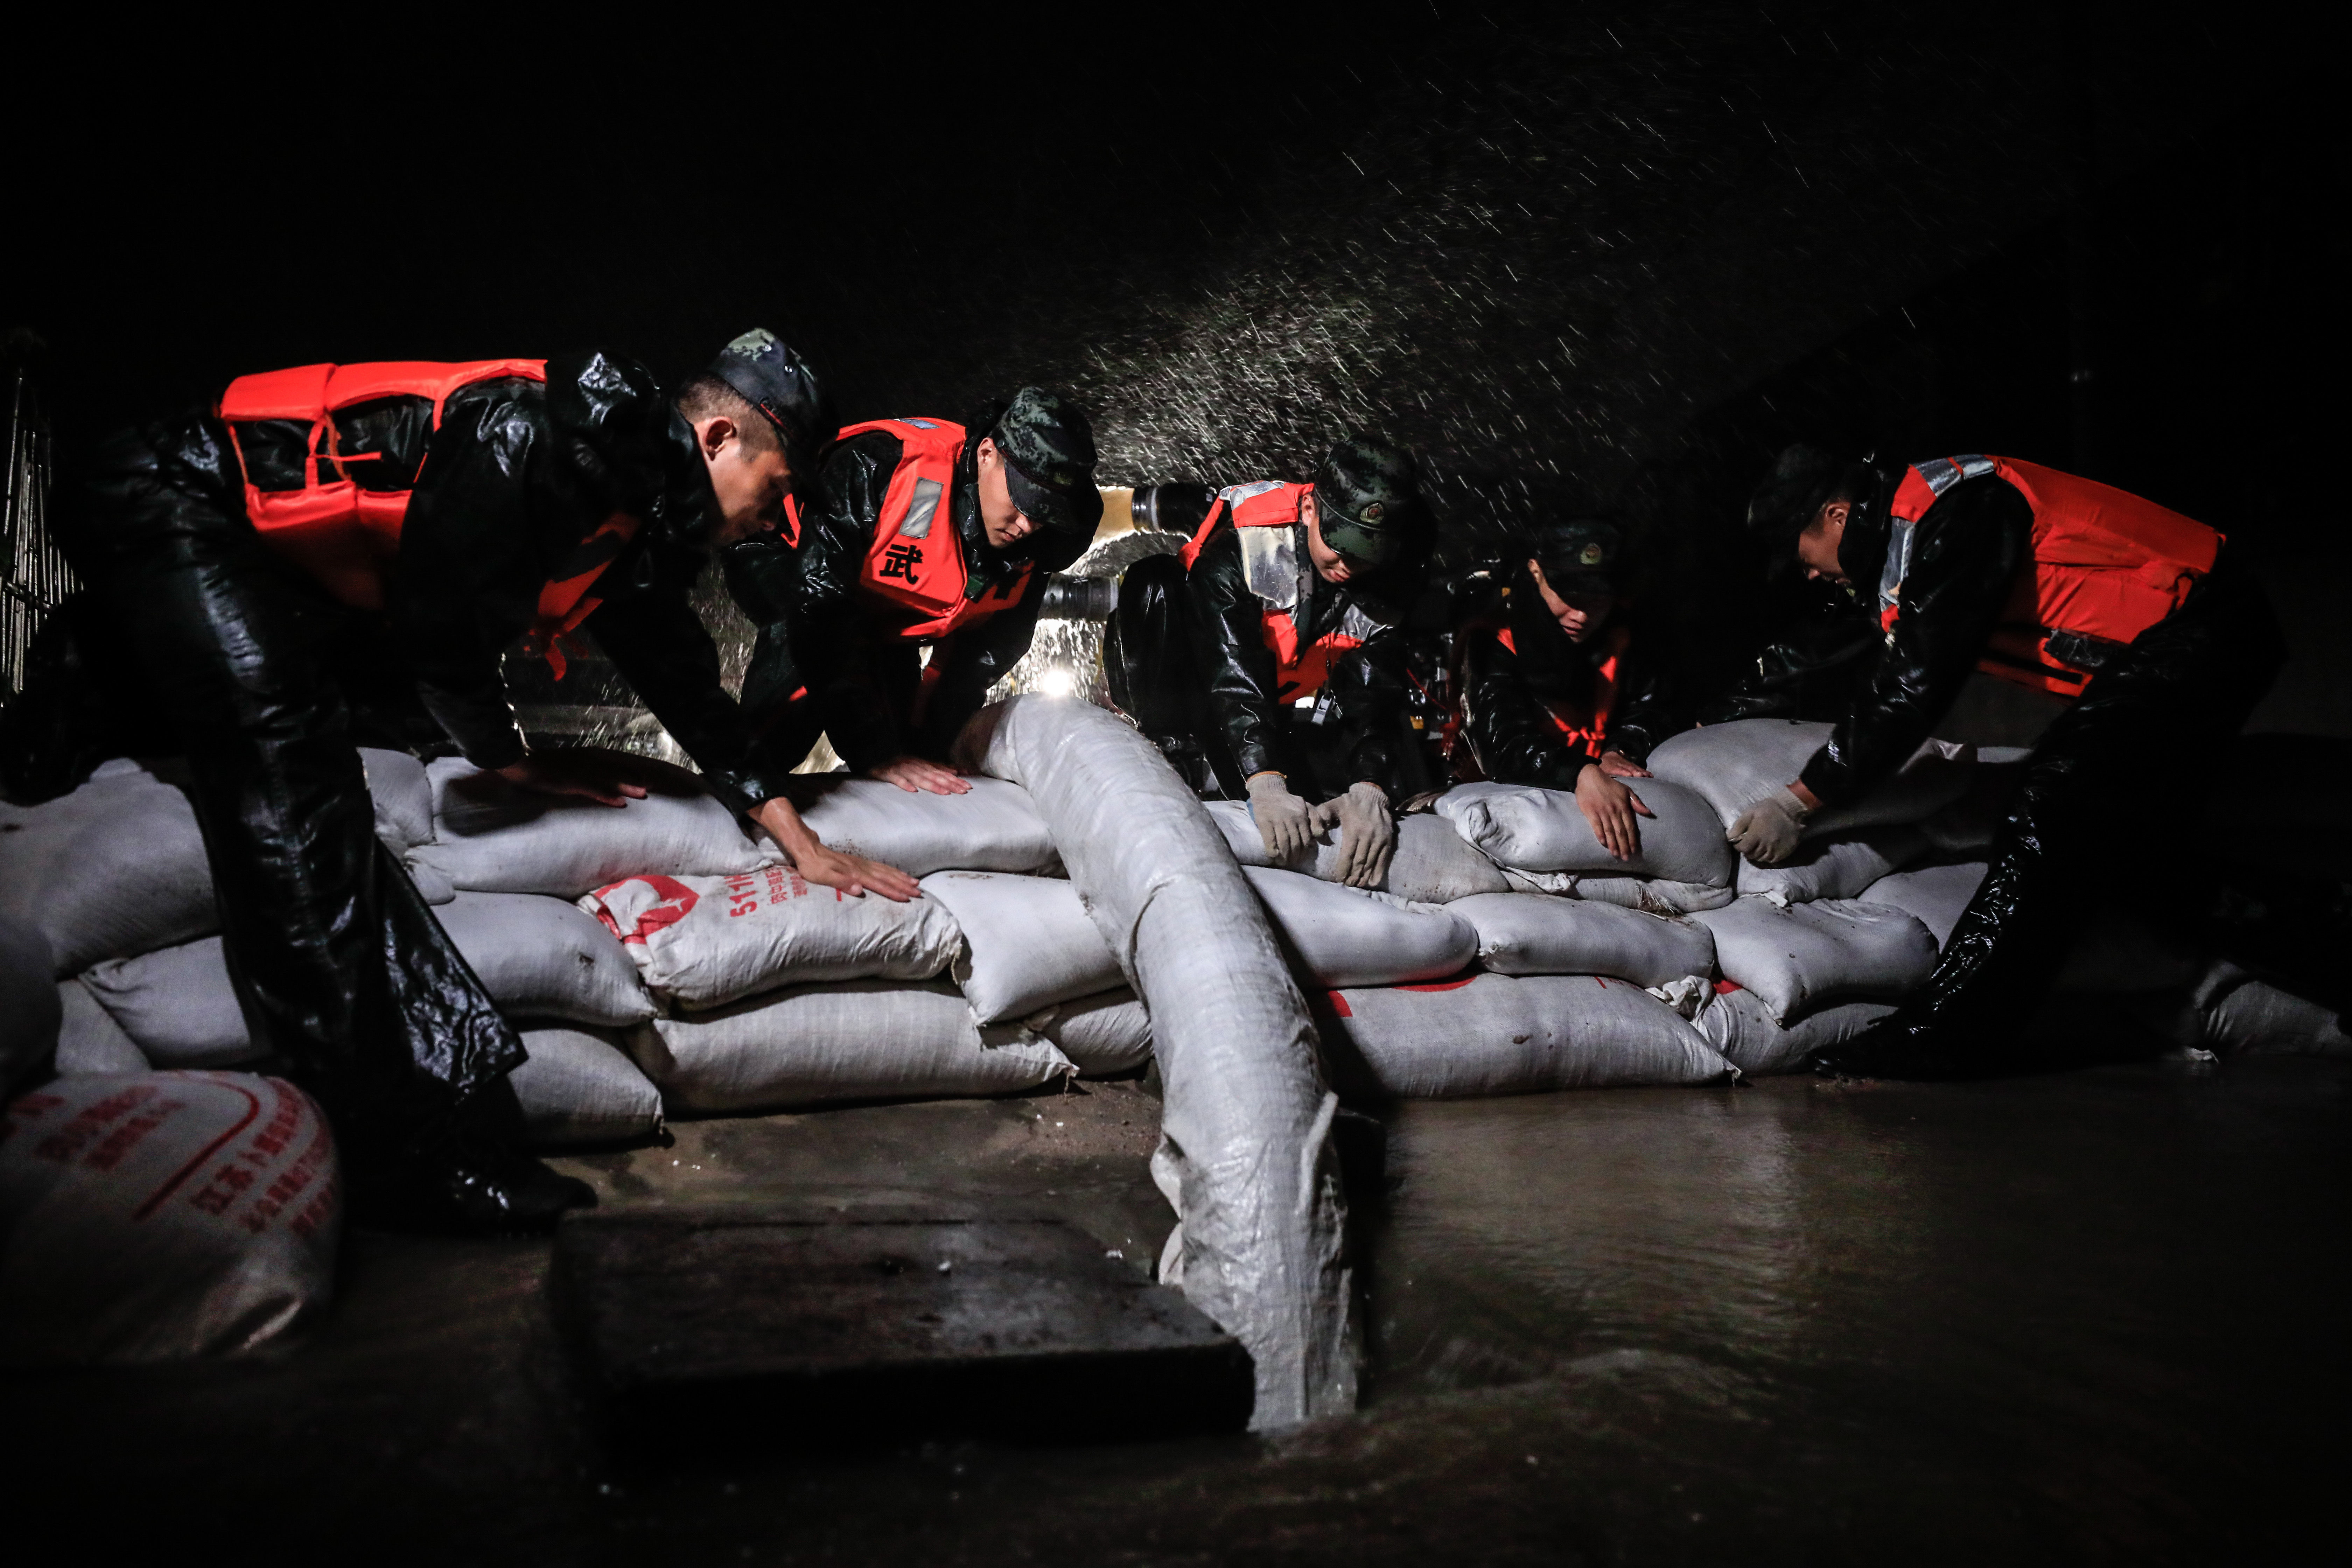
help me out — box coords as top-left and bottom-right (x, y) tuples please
(497, 751), (651, 808)
(1575, 762), (1655, 861)
(1246, 771), (1316, 862)
(1728, 784), (1812, 866)
(1595, 749), (1652, 780)
(1312, 782), (1397, 889)
(749, 799), (922, 902)
(869, 755), (972, 796)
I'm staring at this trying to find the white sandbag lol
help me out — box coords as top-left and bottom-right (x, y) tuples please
(1038, 989), (1154, 1077)
(963, 696), (1352, 1429)
(0, 1071), (340, 1365)
(406, 860), (459, 905)
(1645, 718), (1976, 837)
(359, 747), (435, 849)
(0, 755), (450, 977)
(1244, 866), (1477, 988)
(1205, 802), (1511, 903)
(82, 894), (656, 1058)
(636, 980), (1073, 1114)
(0, 759), (217, 974)
(1320, 972), (1734, 1097)
(79, 938), (259, 1069)
(1693, 984), (1897, 1075)
(1449, 893), (1716, 987)
(1692, 896), (1941, 1023)
(1859, 861), (1988, 949)
(1434, 777), (1733, 888)
(510, 1026), (665, 1144)
(414, 754), (774, 896)
(434, 892), (654, 1028)
(784, 775), (1059, 875)
(53, 980), (150, 1075)
(2190, 972), (2351, 1057)
(580, 867), (960, 1011)
(1735, 827), (1927, 906)
(1, 920), (61, 1093)
(1499, 868), (1736, 916)
(917, 872), (1125, 1024)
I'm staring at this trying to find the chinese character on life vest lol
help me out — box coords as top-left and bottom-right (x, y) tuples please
(879, 542), (924, 581)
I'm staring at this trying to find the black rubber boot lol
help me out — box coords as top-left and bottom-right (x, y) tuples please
(346, 1083), (596, 1237)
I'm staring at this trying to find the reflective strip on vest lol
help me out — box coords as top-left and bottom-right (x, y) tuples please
(1877, 453), (2221, 701)
(1176, 479), (1312, 570)
(1174, 479), (1364, 699)
(840, 417), (1034, 641)
(217, 359), (547, 611)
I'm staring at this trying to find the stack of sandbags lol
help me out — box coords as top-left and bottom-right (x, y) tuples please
(1686, 897), (1940, 1075)
(582, 861), (1088, 1115)
(1434, 776), (1736, 913)
(915, 871), (1153, 1077)
(9, 753), (682, 1144)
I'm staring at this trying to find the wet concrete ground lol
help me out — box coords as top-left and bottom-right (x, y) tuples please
(21, 1057), (2350, 1564)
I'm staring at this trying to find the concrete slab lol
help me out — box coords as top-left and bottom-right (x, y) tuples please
(558, 1202), (1250, 1451)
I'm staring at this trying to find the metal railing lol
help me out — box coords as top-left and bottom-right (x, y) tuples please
(2, 342), (75, 699)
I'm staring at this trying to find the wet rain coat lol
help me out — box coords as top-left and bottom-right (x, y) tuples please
(37, 350), (784, 1156)
(1456, 564), (1678, 788)
(1810, 458), (2283, 1073)
(1182, 496), (1413, 800)
(734, 411), (1086, 771)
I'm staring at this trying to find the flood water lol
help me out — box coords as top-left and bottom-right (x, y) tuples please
(1345, 1060), (2352, 1556)
(577, 1056), (2352, 1564)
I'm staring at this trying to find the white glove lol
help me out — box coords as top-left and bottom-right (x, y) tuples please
(1246, 771), (1316, 862)
(1728, 786), (1811, 866)
(1314, 782), (1396, 888)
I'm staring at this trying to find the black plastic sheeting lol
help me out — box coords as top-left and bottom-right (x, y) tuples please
(52, 410), (521, 1150)
(1815, 566), (2290, 1078)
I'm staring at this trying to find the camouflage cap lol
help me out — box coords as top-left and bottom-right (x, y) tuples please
(1531, 517), (1623, 596)
(1312, 435), (1426, 570)
(708, 328), (837, 478)
(990, 387), (1104, 537)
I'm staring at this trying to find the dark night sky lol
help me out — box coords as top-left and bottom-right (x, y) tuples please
(5, 4), (2327, 556)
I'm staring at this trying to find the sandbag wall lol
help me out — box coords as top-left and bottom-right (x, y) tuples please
(12, 715), (2339, 1143)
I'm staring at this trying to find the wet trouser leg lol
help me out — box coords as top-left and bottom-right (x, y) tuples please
(1107, 554), (1240, 794)
(1819, 567), (2286, 1078)
(68, 414), (522, 1153)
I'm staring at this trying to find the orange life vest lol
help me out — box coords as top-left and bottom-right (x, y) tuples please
(218, 359), (660, 678)
(841, 418), (1033, 641)
(1494, 621), (1630, 760)
(218, 360), (548, 612)
(1877, 455), (2221, 700)
(1179, 479), (1367, 702)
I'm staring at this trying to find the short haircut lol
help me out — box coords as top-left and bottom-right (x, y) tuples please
(674, 374), (779, 455)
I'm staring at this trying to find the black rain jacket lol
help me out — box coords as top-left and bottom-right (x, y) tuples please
(391, 349), (790, 814)
(742, 419), (1087, 770)
(1457, 564), (1679, 788)
(1186, 516), (1412, 798)
(1797, 468), (2035, 806)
